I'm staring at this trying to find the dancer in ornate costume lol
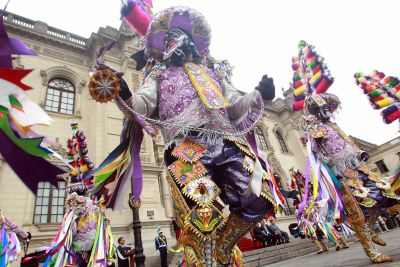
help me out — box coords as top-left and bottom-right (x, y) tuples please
(87, 4), (284, 266)
(0, 212), (31, 267)
(21, 124), (115, 267)
(292, 40), (400, 263)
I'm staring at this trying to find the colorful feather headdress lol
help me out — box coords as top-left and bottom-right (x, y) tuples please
(291, 40), (335, 112)
(354, 70), (400, 124)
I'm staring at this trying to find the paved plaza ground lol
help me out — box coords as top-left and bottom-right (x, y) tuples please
(267, 229), (400, 267)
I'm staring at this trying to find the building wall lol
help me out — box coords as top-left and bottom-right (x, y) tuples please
(368, 137), (400, 176)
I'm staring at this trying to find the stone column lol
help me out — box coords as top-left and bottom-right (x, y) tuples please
(160, 170), (173, 218)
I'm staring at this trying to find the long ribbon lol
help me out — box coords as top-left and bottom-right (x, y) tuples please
(246, 132), (285, 205)
(131, 129), (144, 203)
(297, 158), (310, 219)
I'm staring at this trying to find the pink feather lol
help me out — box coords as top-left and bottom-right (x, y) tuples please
(122, 0), (152, 36)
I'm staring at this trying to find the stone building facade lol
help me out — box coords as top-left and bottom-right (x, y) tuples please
(0, 11), (398, 266)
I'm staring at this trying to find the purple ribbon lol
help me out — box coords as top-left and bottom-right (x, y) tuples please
(95, 41), (117, 69)
(131, 129), (144, 203)
(297, 158), (310, 220)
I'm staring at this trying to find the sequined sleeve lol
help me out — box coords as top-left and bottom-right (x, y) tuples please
(115, 78), (158, 119)
(220, 79), (263, 121)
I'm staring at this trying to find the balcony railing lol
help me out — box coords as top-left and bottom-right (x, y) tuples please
(2, 10), (88, 47)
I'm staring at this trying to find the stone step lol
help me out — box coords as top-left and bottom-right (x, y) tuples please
(244, 238), (315, 266)
(168, 238), (317, 266)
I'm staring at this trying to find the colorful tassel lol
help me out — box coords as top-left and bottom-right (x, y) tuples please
(121, 0), (153, 36)
(354, 71), (400, 124)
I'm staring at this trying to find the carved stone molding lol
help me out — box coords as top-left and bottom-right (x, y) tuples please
(267, 153), (282, 170)
(40, 66), (83, 90)
(77, 80), (87, 94)
(42, 48), (86, 66)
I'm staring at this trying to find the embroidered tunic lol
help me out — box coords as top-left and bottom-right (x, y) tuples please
(310, 124), (359, 177)
(116, 64), (263, 147)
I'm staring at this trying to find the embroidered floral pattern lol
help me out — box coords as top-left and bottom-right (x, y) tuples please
(172, 139), (207, 163)
(168, 159), (207, 185)
(182, 176), (220, 207)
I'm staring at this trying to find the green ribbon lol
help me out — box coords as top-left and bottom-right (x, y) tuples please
(8, 95), (23, 110)
(323, 162), (343, 190)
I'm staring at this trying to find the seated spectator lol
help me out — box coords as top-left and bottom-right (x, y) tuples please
(253, 222), (269, 247)
(268, 218), (290, 244)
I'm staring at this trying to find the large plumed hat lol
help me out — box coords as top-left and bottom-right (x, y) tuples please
(122, 4), (211, 58)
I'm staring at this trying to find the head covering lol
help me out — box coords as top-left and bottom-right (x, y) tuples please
(304, 93), (340, 117)
(66, 183), (93, 195)
(291, 40), (334, 112)
(145, 6), (211, 58)
(156, 226), (163, 234)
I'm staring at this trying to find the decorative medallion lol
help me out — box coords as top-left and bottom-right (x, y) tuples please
(185, 205), (226, 240)
(168, 159), (207, 186)
(88, 69), (120, 103)
(310, 126), (328, 139)
(351, 187), (369, 199)
(343, 168), (359, 180)
(359, 197), (377, 208)
(358, 165), (380, 182)
(172, 140), (207, 163)
(383, 190), (400, 200)
(376, 180), (391, 191)
(347, 178), (364, 189)
(182, 177), (220, 207)
(243, 156), (255, 173)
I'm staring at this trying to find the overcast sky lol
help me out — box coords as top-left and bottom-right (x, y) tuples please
(5, 0), (400, 145)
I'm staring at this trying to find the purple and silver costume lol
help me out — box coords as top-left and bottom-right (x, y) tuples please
(117, 63), (274, 220)
(309, 122), (399, 216)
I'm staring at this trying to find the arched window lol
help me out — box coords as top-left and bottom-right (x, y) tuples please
(255, 128), (268, 150)
(276, 131), (289, 153)
(33, 181), (66, 224)
(44, 78), (75, 114)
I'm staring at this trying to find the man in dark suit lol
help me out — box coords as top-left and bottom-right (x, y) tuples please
(117, 237), (135, 267)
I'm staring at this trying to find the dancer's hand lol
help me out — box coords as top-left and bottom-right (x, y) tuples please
(255, 75), (275, 101)
(359, 151), (369, 162)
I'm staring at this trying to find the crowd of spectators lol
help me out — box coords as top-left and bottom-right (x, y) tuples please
(252, 218), (290, 247)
